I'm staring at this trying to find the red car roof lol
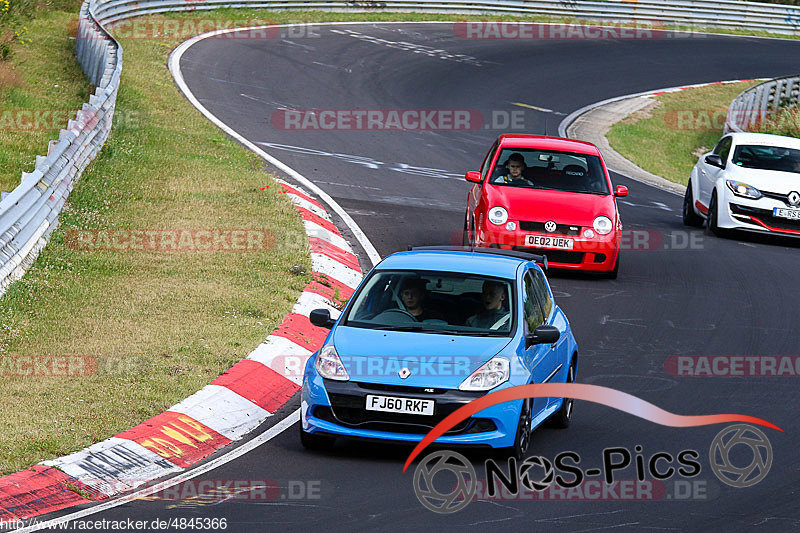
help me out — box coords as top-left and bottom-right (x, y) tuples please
(496, 134), (601, 157)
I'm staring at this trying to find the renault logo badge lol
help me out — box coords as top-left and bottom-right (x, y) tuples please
(788, 191), (800, 207)
(399, 368), (411, 379)
(544, 221), (557, 233)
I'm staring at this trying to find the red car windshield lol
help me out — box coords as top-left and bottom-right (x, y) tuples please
(489, 148), (609, 194)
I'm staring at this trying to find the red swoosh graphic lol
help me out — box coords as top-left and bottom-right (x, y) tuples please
(403, 383), (783, 472)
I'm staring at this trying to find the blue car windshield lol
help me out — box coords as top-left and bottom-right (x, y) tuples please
(343, 271), (514, 336)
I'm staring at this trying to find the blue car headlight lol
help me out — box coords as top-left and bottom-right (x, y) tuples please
(726, 180), (762, 199)
(459, 356), (510, 391)
(315, 345), (349, 381)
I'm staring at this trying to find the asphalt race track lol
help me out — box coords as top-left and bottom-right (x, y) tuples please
(44, 23), (800, 532)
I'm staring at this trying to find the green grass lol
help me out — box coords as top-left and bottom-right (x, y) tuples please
(754, 106), (800, 137)
(0, 9), (91, 192)
(0, 10), (311, 475)
(606, 81), (761, 185)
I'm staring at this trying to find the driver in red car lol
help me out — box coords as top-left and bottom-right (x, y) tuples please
(500, 153), (533, 185)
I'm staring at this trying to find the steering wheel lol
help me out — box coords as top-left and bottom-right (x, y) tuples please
(373, 308), (419, 323)
(489, 313), (511, 331)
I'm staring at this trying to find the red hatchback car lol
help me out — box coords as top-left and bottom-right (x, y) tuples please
(463, 135), (628, 278)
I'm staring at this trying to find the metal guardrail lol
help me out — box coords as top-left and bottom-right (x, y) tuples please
(3, 0), (800, 296)
(725, 74), (800, 133)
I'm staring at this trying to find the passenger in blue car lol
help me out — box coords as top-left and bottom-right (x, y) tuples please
(399, 277), (445, 322)
(465, 280), (509, 330)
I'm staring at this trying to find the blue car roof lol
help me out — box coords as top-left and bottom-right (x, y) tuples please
(375, 250), (528, 279)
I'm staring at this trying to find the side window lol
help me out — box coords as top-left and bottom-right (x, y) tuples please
(523, 273), (544, 332)
(713, 137), (732, 162)
(480, 142), (498, 180)
(531, 270), (553, 319)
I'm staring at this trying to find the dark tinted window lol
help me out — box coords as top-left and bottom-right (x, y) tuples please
(713, 137), (733, 162)
(732, 144), (800, 174)
(530, 270), (553, 319)
(523, 273), (544, 331)
(480, 142), (498, 180)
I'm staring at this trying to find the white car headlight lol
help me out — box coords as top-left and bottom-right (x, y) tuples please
(726, 180), (762, 199)
(315, 345), (349, 381)
(459, 356), (510, 391)
(593, 216), (613, 235)
(488, 207), (509, 225)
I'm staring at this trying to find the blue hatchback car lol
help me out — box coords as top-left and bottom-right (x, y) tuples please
(301, 246), (578, 458)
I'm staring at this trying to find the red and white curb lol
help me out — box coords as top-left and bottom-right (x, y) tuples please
(0, 179), (362, 522)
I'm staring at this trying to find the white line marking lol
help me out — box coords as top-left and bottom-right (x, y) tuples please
(170, 31), (381, 267)
(16, 411), (301, 533)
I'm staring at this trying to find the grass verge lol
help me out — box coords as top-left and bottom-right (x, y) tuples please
(0, 9), (312, 475)
(606, 81), (760, 185)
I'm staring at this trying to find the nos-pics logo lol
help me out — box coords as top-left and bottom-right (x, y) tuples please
(412, 424), (773, 514)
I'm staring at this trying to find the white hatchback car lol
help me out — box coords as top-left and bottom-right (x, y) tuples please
(683, 132), (800, 237)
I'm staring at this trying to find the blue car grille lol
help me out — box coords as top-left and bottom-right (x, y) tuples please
(320, 380), (494, 435)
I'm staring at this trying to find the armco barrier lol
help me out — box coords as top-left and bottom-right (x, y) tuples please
(725, 74), (800, 132)
(2, 0), (799, 297)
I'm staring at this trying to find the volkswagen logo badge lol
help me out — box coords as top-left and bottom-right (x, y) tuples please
(399, 368), (411, 379)
(788, 191), (800, 207)
(544, 220), (557, 233)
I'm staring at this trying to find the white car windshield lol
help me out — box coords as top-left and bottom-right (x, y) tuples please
(343, 271), (514, 336)
(732, 145), (800, 174)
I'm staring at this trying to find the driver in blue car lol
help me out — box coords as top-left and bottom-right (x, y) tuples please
(466, 280), (509, 329)
(399, 277), (445, 322)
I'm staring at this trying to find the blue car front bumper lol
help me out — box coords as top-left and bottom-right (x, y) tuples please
(301, 373), (523, 448)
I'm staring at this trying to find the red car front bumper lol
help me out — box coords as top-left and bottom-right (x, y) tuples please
(477, 227), (620, 272)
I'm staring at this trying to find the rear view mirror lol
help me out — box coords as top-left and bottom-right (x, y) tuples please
(615, 185), (628, 197)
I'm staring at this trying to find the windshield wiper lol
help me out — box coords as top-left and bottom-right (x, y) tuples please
(370, 325), (505, 336)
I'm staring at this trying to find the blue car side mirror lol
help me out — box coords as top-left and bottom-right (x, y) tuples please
(525, 325), (560, 348)
(309, 308), (335, 329)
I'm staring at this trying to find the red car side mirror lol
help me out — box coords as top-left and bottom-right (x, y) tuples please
(465, 171), (482, 183)
(615, 185), (629, 197)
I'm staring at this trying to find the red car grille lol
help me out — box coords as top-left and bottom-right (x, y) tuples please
(519, 221), (581, 236)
